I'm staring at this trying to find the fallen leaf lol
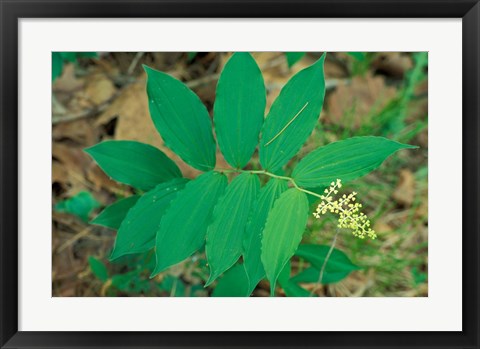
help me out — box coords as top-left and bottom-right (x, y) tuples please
(326, 73), (397, 128)
(82, 73), (117, 106)
(52, 143), (92, 196)
(392, 169), (416, 206)
(53, 119), (97, 146)
(372, 52), (413, 79)
(53, 63), (85, 93)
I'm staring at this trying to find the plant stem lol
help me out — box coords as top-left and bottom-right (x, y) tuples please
(216, 167), (333, 296)
(216, 168), (324, 200)
(310, 229), (340, 297)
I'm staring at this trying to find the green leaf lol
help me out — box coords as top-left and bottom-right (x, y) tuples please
(187, 52), (197, 61)
(285, 52), (306, 67)
(277, 260), (292, 285)
(111, 270), (139, 291)
(214, 53), (266, 169)
(52, 52), (63, 81)
(54, 191), (100, 222)
(152, 172), (228, 276)
(110, 178), (188, 260)
(212, 264), (250, 297)
(347, 52), (366, 61)
(76, 52), (98, 58)
(282, 281), (310, 297)
(259, 54), (326, 172)
(59, 52), (77, 62)
(85, 140), (182, 191)
(206, 173), (260, 285)
(295, 244), (360, 283)
(276, 260), (310, 297)
(292, 136), (418, 187)
(88, 257), (109, 282)
(243, 178), (288, 294)
(145, 65), (216, 171)
(261, 188), (309, 295)
(91, 195), (140, 230)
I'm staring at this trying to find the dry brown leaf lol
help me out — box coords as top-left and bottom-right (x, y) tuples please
(324, 57), (347, 78)
(65, 73), (116, 113)
(372, 52), (413, 78)
(52, 143), (90, 172)
(53, 64), (85, 93)
(326, 73), (397, 128)
(373, 221), (394, 234)
(392, 169), (416, 206)
(52, 143), (92, 196)
(52, 160), (69, 184)
(82, 73), (117, 106)
(95, 77), (161, 145)
(52, 119), (97, 146)
(416, 200), (428, 220)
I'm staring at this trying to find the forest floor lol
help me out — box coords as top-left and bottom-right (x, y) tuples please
(52, 52), (428, 297)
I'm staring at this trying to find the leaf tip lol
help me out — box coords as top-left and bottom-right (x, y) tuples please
(142, 64), (153, 73)
(83, 145), (94, 155)
(89, 216), (99, 225)
(395, 140), (420, 150)
(204, 270), (218, 287)
(149, 266), (161, 279)
(108, 248), (123, 262)
(405, 144), (420, 150)
(107, 254), (117, 263)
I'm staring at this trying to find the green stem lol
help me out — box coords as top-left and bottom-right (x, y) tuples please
(216, 168), (323, 200)
(310, 228), (340, 297)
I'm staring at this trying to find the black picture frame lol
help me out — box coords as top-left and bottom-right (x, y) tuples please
(1, 0), (479, 348)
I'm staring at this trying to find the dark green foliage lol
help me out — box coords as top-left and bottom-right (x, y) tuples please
(145, 66), (216, 171)
(91, 195), (140, 230)
(243, 178), (288, 293)
(152, 172), (227, 276)
(284, 52), (306, 67)
(110, 178), (188, 260)
(85, 141), (182, 191)
(55, 191), (100, 222)
(214, 53), (266, 168)
(259, 54), (326, 172)
(88, 257), (109, 282)
(206, 173), (260, 285)
(86, 52), (417, 296)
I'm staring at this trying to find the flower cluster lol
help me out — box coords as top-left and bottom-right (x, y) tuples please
(313, 179), (377, 239)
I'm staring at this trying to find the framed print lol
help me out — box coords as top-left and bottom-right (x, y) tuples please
(1, 0), (479, 348)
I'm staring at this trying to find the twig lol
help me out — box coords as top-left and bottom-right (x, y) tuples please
(127, 52), (145, 75)
(185, 72), (221, 89)
(266, 78), (348, 92)
(100, 279), (112, 297)
(310, 229), (341, 296)
(52, 91), (121, 124)
(56, 227), (92, 253)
